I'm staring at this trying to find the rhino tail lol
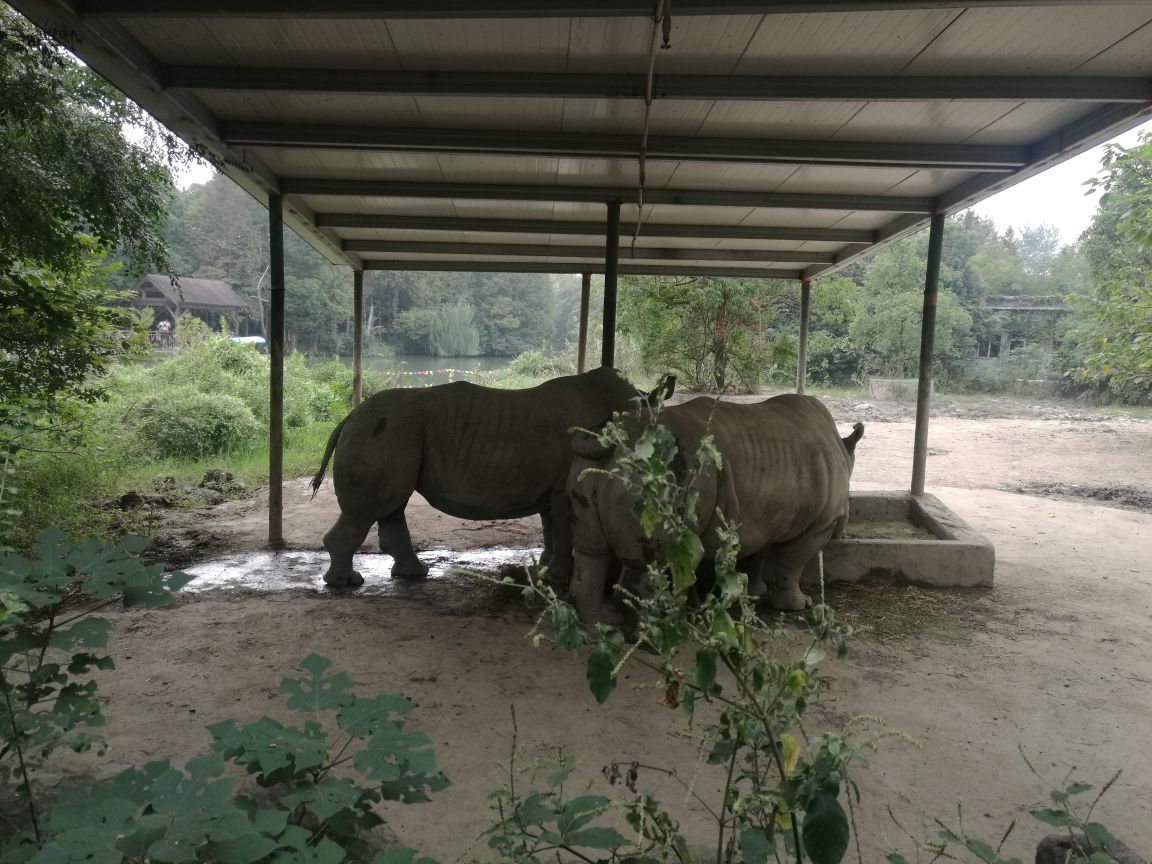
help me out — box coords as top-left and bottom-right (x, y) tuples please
(842, 422), (865, 454)
(310, 418), (347, 500)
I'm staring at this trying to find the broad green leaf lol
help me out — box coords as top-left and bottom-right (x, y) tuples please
(252, 809), (289, 837)
(1029, 808), (1072, 827)
(740, 826), (774, 864)
(50, 618), (112, 651)
(1064, 781), (1093, 796)
(667, 531), (703, 594)
(279, 654), (355, 713)
(801, 793), (849, 864)
(338, 693), (414, 738)
(885, 855), (910, 864)
(694, 647), (717, 699)
(212, 832), (280, 864)
(780, 733), (800, 775)
(280, 778), (365, 823)
(557, 795), (611, 839)
(545, 755), (576, 789)
(1082, 822), (1116, 849)
(963, 838), (997, 861)
(587, 643), (617, 704)
(709, 607), (739, 650)
(564, 827), (629, 850)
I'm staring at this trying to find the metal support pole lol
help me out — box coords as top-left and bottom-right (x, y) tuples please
(601, 201), (621, 367)
(796, 278), (811, 394)
(911, 212), (945, 497)
(577, 271), (591, 374)
(352, 269), (364, 407)
(268, 192), (286, 548)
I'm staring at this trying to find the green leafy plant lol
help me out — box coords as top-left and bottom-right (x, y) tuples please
(0, 528), (193, 841)
(514, 407), (890, 864)
(887, 757), (1128, 864)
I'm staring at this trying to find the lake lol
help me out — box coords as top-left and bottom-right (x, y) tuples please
(341, 354), (511, 387)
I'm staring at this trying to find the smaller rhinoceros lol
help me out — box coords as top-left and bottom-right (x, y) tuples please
(311, 367), (673, 589)
(567, 394), (863, 626)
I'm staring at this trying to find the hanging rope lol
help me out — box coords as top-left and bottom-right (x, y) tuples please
(631, 0), (671, 256)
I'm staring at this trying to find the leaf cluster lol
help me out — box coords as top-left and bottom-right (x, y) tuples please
(524, 408), (881, 864)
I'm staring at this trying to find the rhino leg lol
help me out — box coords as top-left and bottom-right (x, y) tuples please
(766, 525), (838, 611)
(741, 551), (770, 597)
(378, 510), (429, 579)
(545, 489), (573, 588)
(570, 551), (624, 627)
(322, 511), (373, 587)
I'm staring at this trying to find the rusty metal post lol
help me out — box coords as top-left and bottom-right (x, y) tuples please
(268, 191), (285, 548)
(601, 201), (621, 367)
(577, 271), (591, 373)
(911, 212), (945, 496)
(797, 278), (811, 394)
(352, 268), (364, 407)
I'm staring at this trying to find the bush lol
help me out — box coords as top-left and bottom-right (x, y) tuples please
(506, 350), (574, 378)
(138, 388), (262, 459)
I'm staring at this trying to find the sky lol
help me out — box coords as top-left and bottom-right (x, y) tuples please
(175, 116), (1152, 247)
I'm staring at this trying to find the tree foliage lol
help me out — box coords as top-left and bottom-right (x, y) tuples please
(0, 5), (196, 407)
(1074, 132), (1152, 402)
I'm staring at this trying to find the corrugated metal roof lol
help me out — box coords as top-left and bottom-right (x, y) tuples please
(12, 1), (1152, 280)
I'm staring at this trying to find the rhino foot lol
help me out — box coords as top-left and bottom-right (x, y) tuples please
(324, 569), (365, 588)
(747, 574), (768, 597)
(767, 587), (812, 612)
(391, 560), (430, 580)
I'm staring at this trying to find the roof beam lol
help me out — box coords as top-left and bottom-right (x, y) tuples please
(282, 179), (934, 213)
(800, 101), (1152, 280)
(82, 0), (1152, 18)
(342, 239), (836, 263)
(224, 122), (1026, 170)
(360, 260), (803, 280)
(167, 68), (1152, 103)
(317, 213), (876, 243)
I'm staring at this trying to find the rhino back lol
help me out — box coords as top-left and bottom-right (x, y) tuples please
(355, 371), (637, 519)
(709, 395), (851, 548)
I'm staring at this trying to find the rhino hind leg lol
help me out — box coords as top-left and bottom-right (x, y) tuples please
(322, 511), (373, 587)
(765, 528), (837, 612)
(378, 510), (429, 579)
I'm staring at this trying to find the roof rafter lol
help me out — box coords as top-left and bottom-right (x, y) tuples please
(225, 122), (1025, 170)
(342, 239), (836, 263)
(167, 68), (1152, 103)
(282, 179), (934, 212)
(316, 213), (876, 243)
(82, 0), (1151, 18)
(360, 260), (804, 279)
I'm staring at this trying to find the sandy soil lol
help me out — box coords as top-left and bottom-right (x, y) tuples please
(27, 397), (1152, 861)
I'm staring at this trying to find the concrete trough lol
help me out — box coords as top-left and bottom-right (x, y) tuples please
(802, 491), (995, 588)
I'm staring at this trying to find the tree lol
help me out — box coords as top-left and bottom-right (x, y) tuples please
(619, 275), (791, 392)
(849, 288), (973, 382)
(1018, 223), (1063, 278)
(1073, 132), (1152, 401)
(1, 5), (193, 406)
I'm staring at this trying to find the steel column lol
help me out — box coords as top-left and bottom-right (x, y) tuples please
(601, 202), (621, 368)
(268, 192), (286, 548)
(797, 278), (811, 394)
(577, 271), (591, 374)
(352, 268), (364, 407)
(911, 212), (945, 497)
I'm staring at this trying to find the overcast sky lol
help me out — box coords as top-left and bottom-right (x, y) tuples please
(175, 116), (1152, 248)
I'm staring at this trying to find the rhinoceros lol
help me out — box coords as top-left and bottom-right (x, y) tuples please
(311, 367), (673, 588)
(567, 393), (863, 625)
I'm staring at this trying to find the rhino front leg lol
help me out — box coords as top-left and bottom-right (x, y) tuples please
(570, 551), (624, 627)
(378, 511), (429, 579)
(545, 489), (574, 589)
(322, 511), (373, 587)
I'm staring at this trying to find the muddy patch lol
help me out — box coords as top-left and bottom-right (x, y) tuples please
(182, 547), (543, 615)
(1009, 483), (1152, 513)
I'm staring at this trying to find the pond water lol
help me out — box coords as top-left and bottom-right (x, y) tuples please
(339, 354), (512, 387)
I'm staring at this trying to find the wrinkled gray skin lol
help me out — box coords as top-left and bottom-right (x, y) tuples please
(567, 394), (864, 626)
(311, 367), (671, 588)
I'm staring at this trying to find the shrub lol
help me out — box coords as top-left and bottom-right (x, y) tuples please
(138, 388), (262, 459)
(506, 350), (574, 378)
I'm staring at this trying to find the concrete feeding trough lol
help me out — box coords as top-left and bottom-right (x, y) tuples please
(802, 491), (995, 588)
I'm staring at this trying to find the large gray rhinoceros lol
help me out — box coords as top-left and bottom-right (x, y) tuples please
(311, 367), (672, 587)
(567, 393), (863, 625)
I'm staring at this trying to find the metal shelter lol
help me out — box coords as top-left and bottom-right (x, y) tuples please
(13, 0), (1152, 545)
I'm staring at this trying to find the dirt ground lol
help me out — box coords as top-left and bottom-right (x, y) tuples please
(37, 395), (1152, 861)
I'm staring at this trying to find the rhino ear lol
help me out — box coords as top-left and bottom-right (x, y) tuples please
(571, 426), (614, 460)
(643, 374), (676, 408)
